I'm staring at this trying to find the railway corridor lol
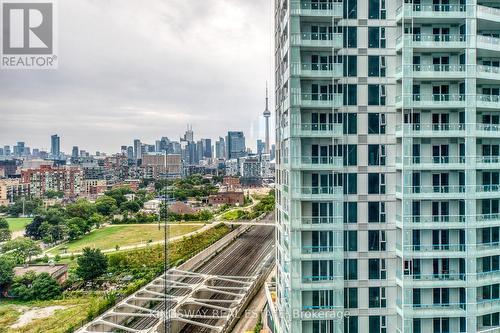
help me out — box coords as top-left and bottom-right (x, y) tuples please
(77, 221), (275, 333)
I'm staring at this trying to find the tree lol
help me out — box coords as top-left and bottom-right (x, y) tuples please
(0, 257), (14, 288)
(25, 216), (44, 240)
(88, 213), (104, 229)
(0, 218), (8, 230)
(95, 196), (117, 216)
(66, 217), (88, 240)
(10, 272), (61, 301)
(0, 218), (11, 241)
(66, 199), (96, 220)
(31, 273), (62, 300)
(76, 248), (108, 281)
(45, 190), (64, 199)
(120, 201), (141, 213)
(1, 238), (42, 264)
(7, 198), (42, 217)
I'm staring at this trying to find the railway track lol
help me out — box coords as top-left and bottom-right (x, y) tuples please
(122, 219), (275, 332)
(179, 224), (275, 333)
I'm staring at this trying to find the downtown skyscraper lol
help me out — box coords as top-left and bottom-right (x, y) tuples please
(274, 1), (500, 332)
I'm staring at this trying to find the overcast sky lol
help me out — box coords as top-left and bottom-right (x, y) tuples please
(0, 0), (273, 153)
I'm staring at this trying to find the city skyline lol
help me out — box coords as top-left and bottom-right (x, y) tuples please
(0, 123), (275, 156)
(0, 0), (274, 153)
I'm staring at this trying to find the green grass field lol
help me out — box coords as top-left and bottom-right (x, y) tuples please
(48, 224), (202, 254)
(6, 218), (32, 232)
(0, 296), (106, 333)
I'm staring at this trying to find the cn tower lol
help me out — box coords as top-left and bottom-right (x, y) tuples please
(263, 83), (271, 154)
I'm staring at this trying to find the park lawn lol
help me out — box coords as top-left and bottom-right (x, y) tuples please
(0, 296), (99, 333)
(5, 218), (32, 233)
(49, 224), (202, 254)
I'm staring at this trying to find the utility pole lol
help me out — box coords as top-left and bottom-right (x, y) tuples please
(163, 150), (170, 333)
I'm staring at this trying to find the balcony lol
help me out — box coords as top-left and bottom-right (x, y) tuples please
(395, 94), (466, 109)
(300, 245), (343, 260)
(477, 35), (500, 53)
(395, 123), (465, 138)
(290, 1), (342, 17)
(290, 123), (342, 138)
(290, 156), (343, 171)
(396, 64), (465, 80)
(292, 93), (343, 108)
(397, 299), (466, 318)
(477, 5), (500, 23)
(290, 32), (342, 49)
(396, 34), (467, 52)
(396, 185), (466, 200)
(297, 216), (343, 230)
(477, 213), (500, 227)
(476, 241), (500, 256)
(477, 269), (500, 285)
(396, 4), (467, 22)
(396, 271), (465, 288)
(477, 123), (500, 138)
(291, 62), (342, 78)
(476, 64), (500, 82)
(477, 94), (500, 110)
(476, 156), (500, 169)
(476, 184), (500, 199)
(395, 156), (465, 170)
(292, 186), (343, 200)
(477, 298), (500, 315)
(396, 243), (466, 258)
(396, 214), (466, 229)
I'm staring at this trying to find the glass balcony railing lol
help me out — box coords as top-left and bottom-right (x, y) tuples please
(477, 184), (500, 193)
(477, 241), (500, 251)
(396, 185), (466, 196)
(477, 213), (500, 224)
(396, 94), (466, 107)
(290, 156), (343, 169)
(290, 1), (343, 16)
(477, 64), (500, 77)
(397, 214), (466, 224)
(477, 156), (500, 164)
(397, 271), (465, 282)
(397, 243), (466, 252)
(294, 186), (343, 199)
(302, 245), (340, 254)
(477, 35), (500, 51)
(294, 93), (343, 107)
(290, 32), (342, 48)
(291, 123), (343, 137)
(396, 64), (466, 79)
(477, 5), (500, 21)
(302, 275), (340, 283)
(396, 34), (467, 49)
(477, 123), (500, 134)
(301, 216), (342, 225)
(395, 156), (465, 166)
(291, 62), (342, 77)
(396, 3), (467, 17)
(477, 269), (500, 280)
(477, 94), (500, 107)
(395, 123), (465, 136)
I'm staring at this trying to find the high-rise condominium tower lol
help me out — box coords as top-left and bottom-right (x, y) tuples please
(51, 135), (60, 159)
(274, 1), (500, 332)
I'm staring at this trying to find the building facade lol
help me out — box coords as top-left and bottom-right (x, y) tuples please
(226, 131), (247, 159)
(21, 165), (84, 198)
(274, 1), (500, 332)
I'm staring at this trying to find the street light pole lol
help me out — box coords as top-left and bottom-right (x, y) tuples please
(163, 150), (170, 333)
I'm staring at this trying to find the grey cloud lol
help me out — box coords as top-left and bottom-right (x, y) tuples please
(0, 0), (273, 153)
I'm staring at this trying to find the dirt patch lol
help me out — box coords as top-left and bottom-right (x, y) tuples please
(10, 306), (67, 328)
